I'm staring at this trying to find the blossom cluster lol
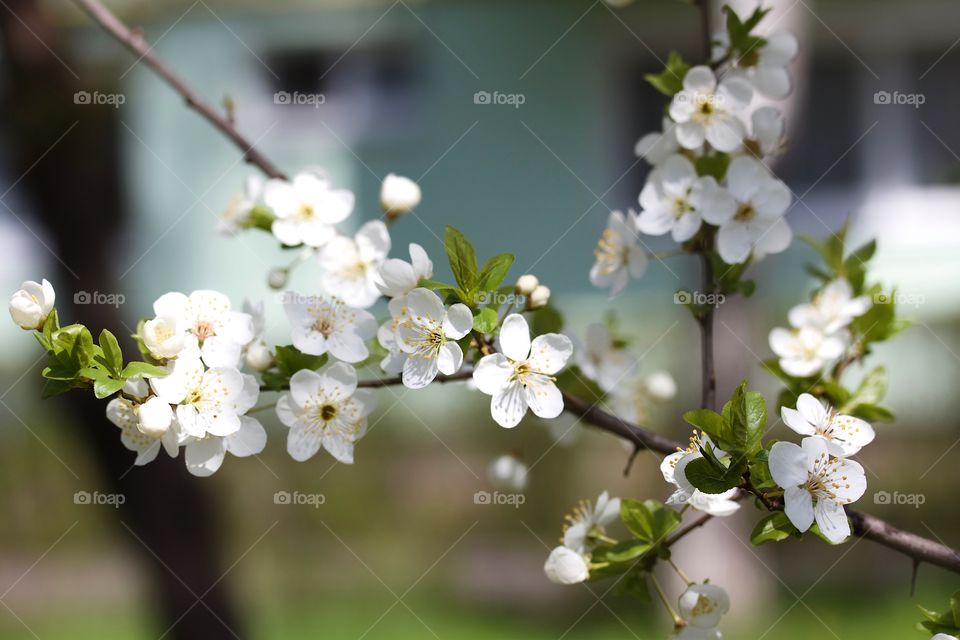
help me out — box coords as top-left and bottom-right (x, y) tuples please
(591, 5), (798, 297)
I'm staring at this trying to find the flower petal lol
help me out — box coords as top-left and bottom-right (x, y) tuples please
(499, 314), (531, 362)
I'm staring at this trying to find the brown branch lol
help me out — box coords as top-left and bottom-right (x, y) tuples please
(71, 0), (286, 180)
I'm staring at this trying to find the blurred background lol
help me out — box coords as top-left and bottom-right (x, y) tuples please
(1, 0), (959, 638)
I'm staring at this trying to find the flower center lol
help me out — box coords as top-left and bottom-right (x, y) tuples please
(671, 196), (693, 218)
(297, 203), (315, 220)
(734, 202), (757, 222)
(320, 404), (337, 421)
(594, 228), (625, 273)
(194, 320), (216, 341)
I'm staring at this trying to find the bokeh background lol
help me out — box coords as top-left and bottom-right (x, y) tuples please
(1, 0), (959, 638)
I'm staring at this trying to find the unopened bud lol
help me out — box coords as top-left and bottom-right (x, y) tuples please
(515, 274), (539, 296)
(527, 285), (551, 310)
(138, 396), (173, 438)
(245, 340), (274, 372)
(380, 174), (421, 219)
(268, 267), (288, 290)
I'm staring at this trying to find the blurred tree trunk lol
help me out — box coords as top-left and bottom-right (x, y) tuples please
(0, 2), (245, 638)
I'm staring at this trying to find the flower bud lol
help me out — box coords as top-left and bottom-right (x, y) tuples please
(380, 174), (421, 218)
(527, 285), (551, 310)
(123, 377), (149, 401)
(9, 279), (55, 330)
(644, 370), (677, 402)
(138, 396), (173, 438)
(544, 546), (589, 585)
(487, 454), (528, 492)
(514, 274), (539, 296)
(143, 317), (184, 360)
(245, 340), (274, 372)
(268, 267), (288, 290)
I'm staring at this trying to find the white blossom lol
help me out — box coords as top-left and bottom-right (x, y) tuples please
(788, 278), (871, 335)
(242, 299), (273, 372)
(742, 31), (799, 99)
(377, 297), (408, 375)
(106, 396), (179, 466)
(748, 106), (786, 158)
(265, 172), (353, 247)
(9, 279), (55, 330)
(637, 155), (734, 242)
(635, 117), (685, 165)
(562, 490), (621, 554)
(148, 290), (255, 367)
(782, 393), (875, 457)
(149, 348), (245, 439)
(487, 454), (528, 492)
(319, 220), (391, 308)
(544, 546), (590, 584)
(218, 175), (263, 236)
(662, 435), (741, 517)
(678, 583), (730, 629)
(590, 210), (648, 298)
(380, 173), (422, 217)
(573, 323), (638, 393)
(283, 294), (377, 363)
(182, 373), (267, 477)
(768, 438), (867, 544)
(376, 243), (433, 299)
(769, 325), (844, 378)
(700, 157), (792, 264)
(276, 362), (376, 463)
(644, 370), (678, 402)
(396, 288), (472, 389)
(473, 314), (573, 428)
(669, 66), (753, 152)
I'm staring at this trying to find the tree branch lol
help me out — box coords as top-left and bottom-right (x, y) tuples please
(72, 0), (287, 180)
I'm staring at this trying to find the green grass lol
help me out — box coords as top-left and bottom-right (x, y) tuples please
(1, 588), (939, 640)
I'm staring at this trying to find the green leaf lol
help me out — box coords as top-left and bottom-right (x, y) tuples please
(274, 345), (328, 377)
(476, 253), (514, 293)
(683, 456), (744, 494)
(94, 377), (125, 400)
(682, 409), (727, 442)
(41, 378), (80, 399)
(472, 307), (499, 334)
(418, 278), (459, 293)
(242, 204), (277, 233)
(444, 225), (479, 293)
(849, 403), (895, 423)
(719, 380), (766, 456)
(43, 324), (95, 380)
(603, 540), (653, 563)
(97, 329), (124, 376)
(750, 512), (798, 545)
(643, 50), (690, 97)
(121, 361), (170, 379)
(531, 305), (563, 335)
(841, 366), (887, 411)
(695, 153), (731, 181)
(619, 499), (681, 544)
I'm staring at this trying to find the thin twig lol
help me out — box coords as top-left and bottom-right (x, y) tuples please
(72, 0), (286, 180)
